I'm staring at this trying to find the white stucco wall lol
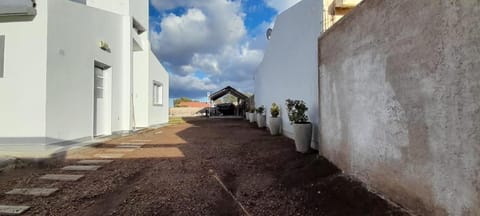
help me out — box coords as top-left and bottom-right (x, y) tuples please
(1, 0), (167, 148)
(0, 2), (48, 142)
(129, 0), (148, 30)
(254, 0), (323, 148)
(133, 48), (149, 128)
(148, 50), (169, 126)
(84, 0), (148, 30)
(85, 0), (129, 16)
(45, 0), (131, 142)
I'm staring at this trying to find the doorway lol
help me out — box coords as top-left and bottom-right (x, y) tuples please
(93, 61), (112, 137)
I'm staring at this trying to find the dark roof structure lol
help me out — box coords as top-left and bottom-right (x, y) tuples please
(209, 86), (248, 101)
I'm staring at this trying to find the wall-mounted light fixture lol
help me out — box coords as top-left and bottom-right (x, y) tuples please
(266, 28), (273, 40)
(99, 41), (110, 52)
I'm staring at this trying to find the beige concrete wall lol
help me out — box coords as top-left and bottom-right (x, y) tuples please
(318, 0), (480, 215)
(169, 107), (206, 117)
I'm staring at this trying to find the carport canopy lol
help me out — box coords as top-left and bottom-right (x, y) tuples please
(209, 86), (248, 101)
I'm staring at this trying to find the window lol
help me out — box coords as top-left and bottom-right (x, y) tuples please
(153, 81), (163, 106)
(0, 35), (4, 78)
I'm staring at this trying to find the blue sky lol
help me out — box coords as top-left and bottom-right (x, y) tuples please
(149, 0), (301, 104)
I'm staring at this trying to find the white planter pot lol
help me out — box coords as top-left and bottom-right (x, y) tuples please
(256, 114), (266, 128)
(293, 123), (312, 153)
(269, 117), (281, 135)
(249, 113), (256, 123)
(245, 112), (249, 121)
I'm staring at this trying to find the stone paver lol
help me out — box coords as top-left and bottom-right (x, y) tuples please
(130, 140), (151, 142)
(0, 156), (16, 172)
(94, 153), (125, 159)
(61, 165), (101, 171)
(39, 174), (84, 181)
(0, 205), (30, 215)
(115, 145), (141, 149)
(5, 188), (58, 196)
(77, 160), (113, 164)
(120, 143), (145, 145)
(106, 149), (135, 153)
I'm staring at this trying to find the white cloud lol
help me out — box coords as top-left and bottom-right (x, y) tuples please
(169, 73), (218, 98)
(264, 0), (302, 13)
(191, 44), (263, 81)
(150, 0), (247, 67)
(150, 0), (262, 98)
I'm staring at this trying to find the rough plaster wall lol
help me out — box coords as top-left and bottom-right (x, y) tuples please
(318, 0), (480, 215)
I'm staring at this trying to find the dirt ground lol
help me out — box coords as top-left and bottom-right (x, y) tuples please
(0, 117), (411, 216)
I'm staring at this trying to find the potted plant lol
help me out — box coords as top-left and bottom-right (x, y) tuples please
(269, 103), (281, 135)
(249, 108), (256, 123)
(286, 99), (311, 153)
(256, 106), (266, 128)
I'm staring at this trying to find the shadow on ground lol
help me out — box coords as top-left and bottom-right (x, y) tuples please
(0, 117), (411, 216)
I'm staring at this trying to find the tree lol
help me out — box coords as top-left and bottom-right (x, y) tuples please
(174, 97), (193, 107)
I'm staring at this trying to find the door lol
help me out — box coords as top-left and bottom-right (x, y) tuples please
(94, 66), (107, 136)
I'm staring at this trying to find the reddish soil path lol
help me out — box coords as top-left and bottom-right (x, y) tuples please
(0, 118), (411, 215)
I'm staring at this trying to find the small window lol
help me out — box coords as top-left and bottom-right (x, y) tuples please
(153, 81), (163, 106)
(0, 35), (4, 78)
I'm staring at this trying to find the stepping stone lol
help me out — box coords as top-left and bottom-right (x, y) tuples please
(155, 131), (163, 134)
(131, 139), (150, 142)
(61, 165), (101, 171)
(40, 174), (84, 181)
(106, 148), (135, 153)
(77, 160), (113, 164)
(6, 188), (58, 196)
(115, 145), (141, 149)
(94, 153), (124, 159)
(120, 142), (145, 146)
(0, 205), (30, 215)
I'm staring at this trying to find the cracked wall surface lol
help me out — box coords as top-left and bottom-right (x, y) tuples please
(318, 0), (480, 215)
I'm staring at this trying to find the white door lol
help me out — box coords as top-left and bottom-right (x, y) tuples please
(94, 67), (106, 136)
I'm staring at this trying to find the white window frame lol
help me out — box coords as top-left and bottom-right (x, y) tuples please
(153, 81), (163, 106)
(0, 35), (4, 78)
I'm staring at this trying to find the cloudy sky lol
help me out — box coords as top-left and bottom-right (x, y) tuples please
(149, 0), (301, 102)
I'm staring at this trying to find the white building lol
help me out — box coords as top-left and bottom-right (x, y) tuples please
(0, 0), (169, 150)
(254, 0), (359, 149)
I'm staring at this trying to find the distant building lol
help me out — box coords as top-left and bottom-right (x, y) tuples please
(323, 0), (361, 30)
(0, 0), (169, 148)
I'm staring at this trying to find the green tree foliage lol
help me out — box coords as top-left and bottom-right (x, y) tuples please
(174, 97), (193, 107)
